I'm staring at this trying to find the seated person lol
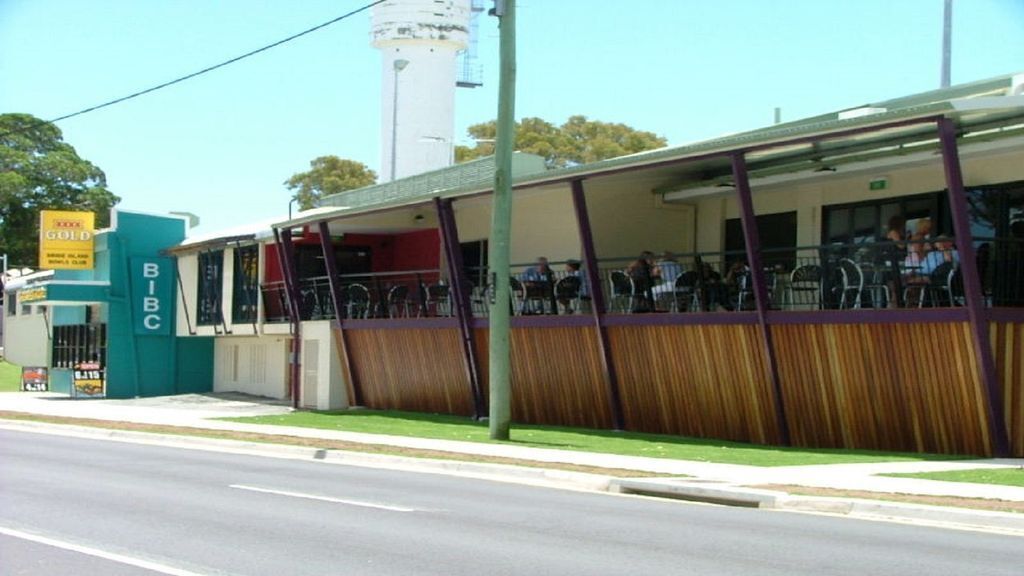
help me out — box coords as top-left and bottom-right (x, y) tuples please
(627, 251), (660, 311)
(564, 259), (589, 297)
(919, 235), (959, 276)
(653, 252), (683, 287)
(651, 252), (683, 308)
(557, 260), (589, 313)
(906, 217), (933, 265)
(519, 257), (554, 314)
(520, 257), (552, 283)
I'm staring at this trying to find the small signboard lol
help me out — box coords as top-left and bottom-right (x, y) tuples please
(18, 286), (47, 304)
(39, 210), (95, 270)
(20, 367), (49, 392)
(72, 362), (105, 398)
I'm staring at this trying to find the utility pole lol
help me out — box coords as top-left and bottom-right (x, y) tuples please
(941, 0), (952, 88)
(487, 0), (515, 440)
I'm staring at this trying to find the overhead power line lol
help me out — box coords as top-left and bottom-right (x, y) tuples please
(2, 0), (384, 136)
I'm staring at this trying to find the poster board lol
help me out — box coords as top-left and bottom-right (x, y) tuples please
(39, 210), (95, 270)
(71, 362), (105, 398)
(20, 367), (49, 392)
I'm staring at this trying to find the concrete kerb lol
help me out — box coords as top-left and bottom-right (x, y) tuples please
(609, 477), (1024, 535)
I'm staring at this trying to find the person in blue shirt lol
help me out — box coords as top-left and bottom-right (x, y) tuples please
(520, 257), (552, 283)
(919, 235), (959, 276)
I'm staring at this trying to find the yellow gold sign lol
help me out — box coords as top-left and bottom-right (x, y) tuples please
(18, 286), (47, 303)
(39, 210), (95, 270)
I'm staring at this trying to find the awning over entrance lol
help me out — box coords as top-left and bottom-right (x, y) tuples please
(16, 280), (110, 306)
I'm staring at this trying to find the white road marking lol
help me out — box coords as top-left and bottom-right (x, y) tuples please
(229, 484), (418, 512)
(0, 525), (207, 576)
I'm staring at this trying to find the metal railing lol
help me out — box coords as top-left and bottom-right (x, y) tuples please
(261, 269), (450, 323)
(258, 237), (1023, 324)
(466, 260), (592, 317)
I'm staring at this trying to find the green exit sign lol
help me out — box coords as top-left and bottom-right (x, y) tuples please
(869, 178), (888, 191)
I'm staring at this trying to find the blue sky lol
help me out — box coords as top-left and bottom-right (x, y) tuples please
(1, 0), (1022, 233)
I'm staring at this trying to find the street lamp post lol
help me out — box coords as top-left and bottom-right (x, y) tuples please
(390, 59), (410, 181)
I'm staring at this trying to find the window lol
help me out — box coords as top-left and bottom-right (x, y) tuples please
(197, 250), (224, 326)
(460, 239), (488, 287)
(724, 212), (798, 271)
(52, 324), (107, 369)
(5, 293), (14, 317)
(232, 245), (259, 324)
(967, 180), (1024, 306)
(822, 192), (947, 245)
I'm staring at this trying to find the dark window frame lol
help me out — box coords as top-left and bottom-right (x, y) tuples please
(232, 245), (259, 324)
(822, 191), (948, 245)
(197, 250), (224, 326)
(724, 211), (798, 271)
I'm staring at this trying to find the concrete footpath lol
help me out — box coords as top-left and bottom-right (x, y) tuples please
(3, 392), (1024, 534)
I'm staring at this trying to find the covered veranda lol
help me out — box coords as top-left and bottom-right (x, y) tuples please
(271, 89), (1024, 457)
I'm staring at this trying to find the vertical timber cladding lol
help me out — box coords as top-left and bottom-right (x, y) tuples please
(991, 322), (1024, 457)
(774, 322), (991, 456)
(474, 326), (613, 429)
(344, 327), (474, 415)
(607, 324), (781, 444)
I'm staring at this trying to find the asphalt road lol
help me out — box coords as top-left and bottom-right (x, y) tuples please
(1, 429), (1022, 576)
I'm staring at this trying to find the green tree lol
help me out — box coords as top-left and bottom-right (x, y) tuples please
(455, 115), (667, 169)
(285, 156), (378, 210)
(0, 113), (119, 267)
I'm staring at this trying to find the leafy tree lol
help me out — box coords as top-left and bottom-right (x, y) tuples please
(0, 113), (119, 267)
(455, 115), (667, 169)
(285, 156), (378, 210)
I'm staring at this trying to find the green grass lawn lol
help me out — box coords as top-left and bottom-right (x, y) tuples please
(226, 409), (965, 467)
(0, 361), (21, 393)
(884, 467), (1024, 487)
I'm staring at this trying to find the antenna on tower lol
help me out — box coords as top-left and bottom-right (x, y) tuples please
(456, 0), (485, 88)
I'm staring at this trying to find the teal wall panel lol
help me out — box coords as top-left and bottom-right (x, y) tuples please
(49, 369), (72, 395)
(28, 210), (215, 399)
(176, 337), (214, 394)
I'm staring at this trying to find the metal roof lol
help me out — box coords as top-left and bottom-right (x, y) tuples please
(317, 153), (547, 208)
(268, 72), (1024, 229)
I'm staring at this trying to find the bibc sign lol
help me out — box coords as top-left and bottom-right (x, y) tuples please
(39, 210), (95, 270)
(131, 257), (173, 335)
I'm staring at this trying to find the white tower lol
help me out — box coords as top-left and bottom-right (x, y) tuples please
(372, 0), (471, 182)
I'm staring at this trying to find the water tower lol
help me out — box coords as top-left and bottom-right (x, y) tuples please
(372, 0), (473, 182)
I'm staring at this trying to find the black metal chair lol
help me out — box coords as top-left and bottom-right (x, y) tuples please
(521, 278), (553, 315)
(837, 258), (864, 309)
(344, 283), (370, 319)
(608, 270), (635, 313)
(672, 270), (700, 312)
(424, 283), (452, 317)
(554, 275), (582, 314)
(921, 261), (957, 308)
(787, 264), (822, 310)
(386, 284), (411, 318)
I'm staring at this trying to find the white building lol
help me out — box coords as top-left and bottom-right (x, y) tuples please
(372, 0), (471, 181)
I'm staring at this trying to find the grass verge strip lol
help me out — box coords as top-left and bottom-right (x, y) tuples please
(882, 468), (1024, 488)
(225, 409), (966, 467)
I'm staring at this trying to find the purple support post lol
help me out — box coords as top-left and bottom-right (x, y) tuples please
(318, 221), (361, 407)
(434, 197), (486, 419)
(276, 227), (303, 410)
(571, 179), (625, 430)
(731, 153), (791, 445)
(937, 117), (1009, 457)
